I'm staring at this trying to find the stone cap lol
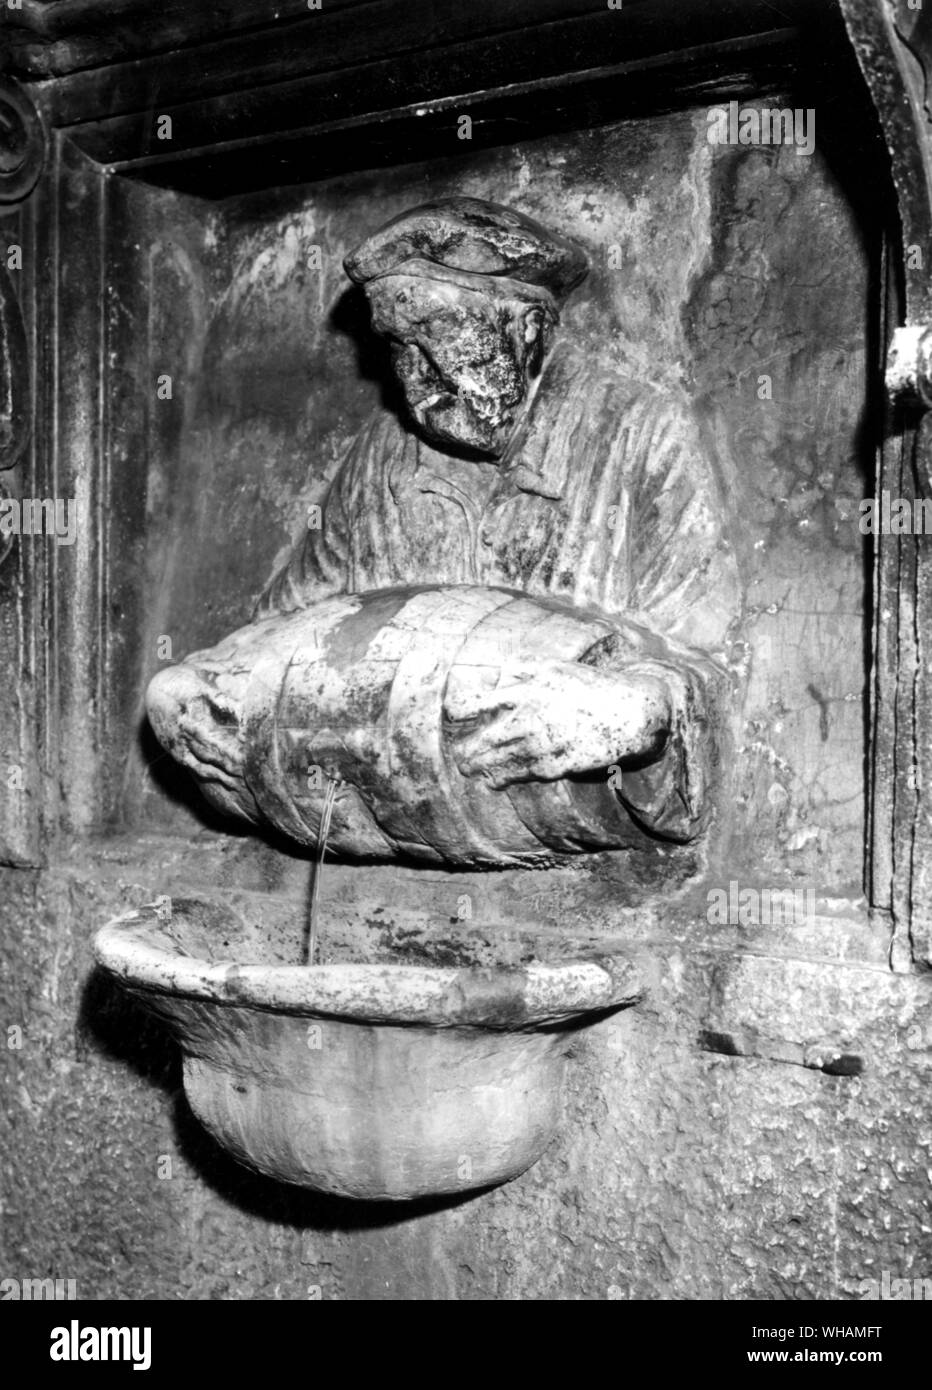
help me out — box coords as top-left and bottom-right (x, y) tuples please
(344, 196), (589, 302)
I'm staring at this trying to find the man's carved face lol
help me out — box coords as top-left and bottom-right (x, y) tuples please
(365, 270), (556, 458)
(145, 632), (263, 824)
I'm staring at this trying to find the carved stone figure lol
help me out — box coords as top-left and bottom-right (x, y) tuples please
(146, 198), (739, 866)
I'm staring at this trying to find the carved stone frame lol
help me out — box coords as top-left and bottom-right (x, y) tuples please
(838, 0), (932, 968)
(0, 76), (44, 865)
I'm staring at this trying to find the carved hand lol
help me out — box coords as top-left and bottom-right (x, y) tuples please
(446, 661), (671, 788)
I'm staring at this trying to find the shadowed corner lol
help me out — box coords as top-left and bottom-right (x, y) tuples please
(136, 709), (257, 839)
(329, 282), (407, 421)
(77, 963), (181, 1092)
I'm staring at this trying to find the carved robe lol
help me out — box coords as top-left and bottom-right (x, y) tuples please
(255, 340), (740, 846)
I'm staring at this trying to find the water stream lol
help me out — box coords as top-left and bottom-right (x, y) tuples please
(304, 776), (340, 965)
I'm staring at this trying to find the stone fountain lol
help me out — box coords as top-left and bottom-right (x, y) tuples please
(94, 197), (734, 1199)
(95, 898), (641, 1200)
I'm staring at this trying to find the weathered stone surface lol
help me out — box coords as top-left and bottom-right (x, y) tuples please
(0, 258), (27, 458)
(3, 837), (931, 1296)
(92, 900), (639, 1199)
(117, 112), (870, 892)
(145, 189), (737, 872)
(344, 196), (589, 301)
(0, 77), (44, 208)
(146, 587), (720, 867)
(2, 106), (905, 1297)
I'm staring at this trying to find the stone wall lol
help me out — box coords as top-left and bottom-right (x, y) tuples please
(3, 834), (930, 1300)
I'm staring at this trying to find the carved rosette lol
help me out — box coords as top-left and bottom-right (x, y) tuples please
(0, 75), (44, 205)
(0, 76), (43, 479)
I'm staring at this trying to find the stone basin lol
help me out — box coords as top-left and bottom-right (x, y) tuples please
(93, 898), (640, 1201)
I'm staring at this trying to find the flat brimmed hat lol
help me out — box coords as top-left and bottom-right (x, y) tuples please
(344, 197), (588, 302)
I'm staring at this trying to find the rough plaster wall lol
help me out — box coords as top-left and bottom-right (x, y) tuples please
(2, 108), (921, 1302)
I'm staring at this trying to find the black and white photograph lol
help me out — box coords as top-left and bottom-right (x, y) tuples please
(0, 0), (930, 1339)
